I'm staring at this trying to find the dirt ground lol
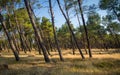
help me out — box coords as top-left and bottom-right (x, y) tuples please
(0, 49), (120, 75)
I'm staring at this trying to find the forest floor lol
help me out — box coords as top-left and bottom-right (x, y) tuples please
(0, 49), (120, 75)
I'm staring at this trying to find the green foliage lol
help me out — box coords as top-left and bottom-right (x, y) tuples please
(40, 17), (53, 38)
(87, 12), (101, 26)
(57, 23), (75, 48)
(64, 0), (77, 10)
(30, 0), (42, 9)
(93, 60), (120, 69)
(11, 8), (33, 36)
(107, 22), (120, 34)
(0, 0), (120, 50)
(99, 0), (120, 21)
(102, 15), (120, 38)
(99, 0), (119, 10)
(0, 0), (20, 9)
(57, 23), (70, 42)
(85, 11), (106, 48)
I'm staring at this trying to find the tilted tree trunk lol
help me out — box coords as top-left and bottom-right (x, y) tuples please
(114, 34), (120, 49)
(24, 0), (50, 62)
(108, 27), (120, 48)
(0, 43), (2, 51)
(49, 0), (64, 61)
(64, 0), (76, 55)
(6, 6), (20, 53)
(48, 35), (53, 52)
(97, 31), (108, 51)
(1, 41), (6, 50)
(28, 0), (44, 39)
(73, 5), (88, 54)
(35, 36), (42, 54)
(22, 33), (31, 52)
(112, 7), (120, 22)
(29, 0), (46, 54)
(74, 5), (81, 27)
(43, 37), (51, 55)
(16, 21), (27, 53)
(82, 33), (88, 54)
(110, 29), (120, 49)
(28, 36), (33, 50)
(0, 13), (20, 61)
(70, 35), (75, 55)
(78, 0), (92, 58)
(57, 0), (84, 59)
(12, 10), (27, 52)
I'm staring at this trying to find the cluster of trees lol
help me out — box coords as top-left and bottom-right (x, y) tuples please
(0, 0), (120, 62)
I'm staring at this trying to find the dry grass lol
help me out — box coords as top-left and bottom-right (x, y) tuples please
(0, 49), (120, 75)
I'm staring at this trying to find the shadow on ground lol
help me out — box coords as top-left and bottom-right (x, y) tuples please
(0, 55), (120, 75)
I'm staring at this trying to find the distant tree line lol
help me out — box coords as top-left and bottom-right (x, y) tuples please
(0, 0), (120, 62)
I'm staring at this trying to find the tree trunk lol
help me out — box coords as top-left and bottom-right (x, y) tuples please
(57, 0), (85, 59)
(78, 0), (92, 58)
(35, 36), (42, 54)
(13, 10), (27, 53)
(112, 7), (120, 22)
(108, 27), (120, 48)
(24, 0), (50, 63)
(0, 13), (20, 61)
(48, 37), (53, 52)
(70, 35), (75, 55)
(6, 6), (20, 54)
(82, 33), (88, 54)
(74, 5), (88, 54)
(74, 5), (81, 27)
(98, 31), (108, 51)
(49, 0), (64, 61)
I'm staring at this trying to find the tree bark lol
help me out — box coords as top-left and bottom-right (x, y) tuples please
(57, 0), (85, 59)
(49, 0), (64, 61)
(78, 0), (92, 58)
(0, 13), (20, 61)
(6, 6), (20, 54)
(24, 0), (50, 63)
(70, 35), (75, 55)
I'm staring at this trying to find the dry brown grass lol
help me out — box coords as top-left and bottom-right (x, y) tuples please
(0, 49), (120, 75)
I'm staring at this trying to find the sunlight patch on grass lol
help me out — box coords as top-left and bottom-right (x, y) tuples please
(0, 50), (120, 75)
